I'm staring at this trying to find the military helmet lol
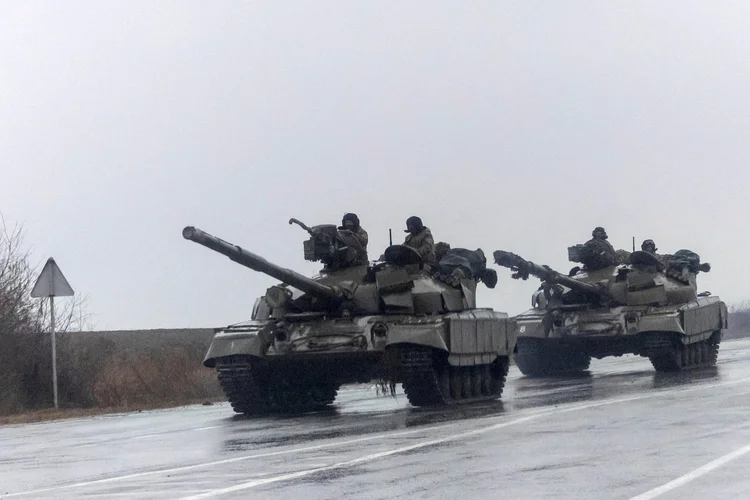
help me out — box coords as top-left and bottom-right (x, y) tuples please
(641, 239), (657, 252)
(405, 216), (424, 233)
(341, 213), (360, 228)
(592, 227), (608, 239)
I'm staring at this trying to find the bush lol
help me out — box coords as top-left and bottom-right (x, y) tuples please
(0, 215), (222, 415)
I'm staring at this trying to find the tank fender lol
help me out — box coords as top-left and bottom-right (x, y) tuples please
(385, 322), (448, 352)
(636, 313), (685, 335)
(202, 322), (272, 367)
(447, 311), (516, 366)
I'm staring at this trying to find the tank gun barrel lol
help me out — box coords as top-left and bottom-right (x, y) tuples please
(493, 250), (604, 296)
(183, 226), (342, 302)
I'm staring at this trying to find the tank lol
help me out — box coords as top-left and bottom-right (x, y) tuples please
(182, 222), (516, 414)
(493, 248), (727, 376)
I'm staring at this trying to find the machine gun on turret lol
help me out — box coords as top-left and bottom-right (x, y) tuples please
(288, 218), (366, 270)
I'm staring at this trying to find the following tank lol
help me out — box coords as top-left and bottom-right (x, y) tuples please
(183, 222), (516, 414)
(493, 248), (727, 376)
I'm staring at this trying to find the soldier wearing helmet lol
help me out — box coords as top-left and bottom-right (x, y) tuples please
(580, 226), (616, 270)
(641, 239), (658, 254)
(338, 213), (368, 263)
(403, 216), (436, 264)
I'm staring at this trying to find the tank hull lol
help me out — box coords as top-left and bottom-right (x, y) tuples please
(204, 310), (517, 413)
(513, 296), (727, 376)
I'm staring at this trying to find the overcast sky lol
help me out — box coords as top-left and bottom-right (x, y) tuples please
(2, 1), (749, 330)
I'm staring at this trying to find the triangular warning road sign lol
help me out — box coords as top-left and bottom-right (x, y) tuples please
(31, 258), (74, 298)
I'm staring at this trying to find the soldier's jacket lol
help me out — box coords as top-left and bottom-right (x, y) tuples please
(404, 227), (436, 264)
(581, 237), (615, 270)
(338, 226), (369, 264)
(352, 226), (368, 262)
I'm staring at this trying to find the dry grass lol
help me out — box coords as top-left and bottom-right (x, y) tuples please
(0, 398), (222, 426)
(0, 328), (225, 420)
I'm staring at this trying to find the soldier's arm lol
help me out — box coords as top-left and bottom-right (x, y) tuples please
(419, 233), (435, 256)
(358, 229), (369, 247)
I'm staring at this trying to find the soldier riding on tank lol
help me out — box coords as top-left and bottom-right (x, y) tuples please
(641, 239), (657, 254)
(338, 213), (368, 264)
(403, 216), (436, 264)
(578, 226), (616, 271)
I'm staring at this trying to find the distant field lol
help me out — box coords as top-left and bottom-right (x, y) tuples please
(2, 312), (744, 422)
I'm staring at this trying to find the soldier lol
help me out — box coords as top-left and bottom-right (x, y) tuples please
(403, 216), (436, 264)
(641, 239), (658, 254)
(338, 213), (368, 263)
(580, 226), (616, 270)
(434, 241), (451, 262)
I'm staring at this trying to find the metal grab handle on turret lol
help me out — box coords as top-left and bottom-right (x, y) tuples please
(288, 218), (314, 236)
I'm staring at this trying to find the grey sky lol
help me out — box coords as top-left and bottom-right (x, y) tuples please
(2, 2), (749, 329)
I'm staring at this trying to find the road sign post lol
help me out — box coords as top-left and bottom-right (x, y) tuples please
(31, 257), (74, 410)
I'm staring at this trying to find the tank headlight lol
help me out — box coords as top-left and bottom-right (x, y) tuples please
(532, 290), (548, 309)
(371, 322), (388, 338)
(274, 328), (289, 343)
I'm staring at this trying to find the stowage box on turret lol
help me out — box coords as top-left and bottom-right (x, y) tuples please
(183, 222), (515, 414)
(493, 248), (727, 376)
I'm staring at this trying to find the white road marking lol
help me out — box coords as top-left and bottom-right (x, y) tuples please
(73, 425), (222, 448)
(628, 443), (750, 500)
(0, 423), (454, 498)
(6, 375), (750, 498)
(181, 377), (750, 499)
(178, 414), (542, 499)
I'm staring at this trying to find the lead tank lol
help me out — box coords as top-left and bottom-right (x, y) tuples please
(183, 222), (516, 414)
(493, 248), (727, 375)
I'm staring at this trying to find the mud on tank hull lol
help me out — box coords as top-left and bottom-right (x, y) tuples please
(513, 296), (728, 376)
(205, 310), (517, 414)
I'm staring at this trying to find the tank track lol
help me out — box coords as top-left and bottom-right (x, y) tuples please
(514, 338), (591, 377)
(216, 356), (339, 415)
(644, 332), (721, 372)
(394, 346), (509, 407)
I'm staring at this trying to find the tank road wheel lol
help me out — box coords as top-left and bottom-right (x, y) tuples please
(461, 369), (472, 399)
(645, 335), (683, 372)
(470, 367), (483, 397)
(450, 370), (463, 401)
(680, 346), (690, 367)
(646, 332), (721, 372)
(514, 338), (591, 377)
(393, 346), (509, 407)
(706, 331), (721, 364)
(267, 378), (340, 413)
(488, 357), (510, 398)
(480, 365), (493, 395)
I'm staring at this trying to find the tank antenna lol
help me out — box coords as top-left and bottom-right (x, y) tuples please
(389, 229), (393, 246)
(632, 236), (635, 252)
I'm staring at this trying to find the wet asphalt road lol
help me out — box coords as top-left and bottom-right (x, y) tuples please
(2, 339), (750, 500)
